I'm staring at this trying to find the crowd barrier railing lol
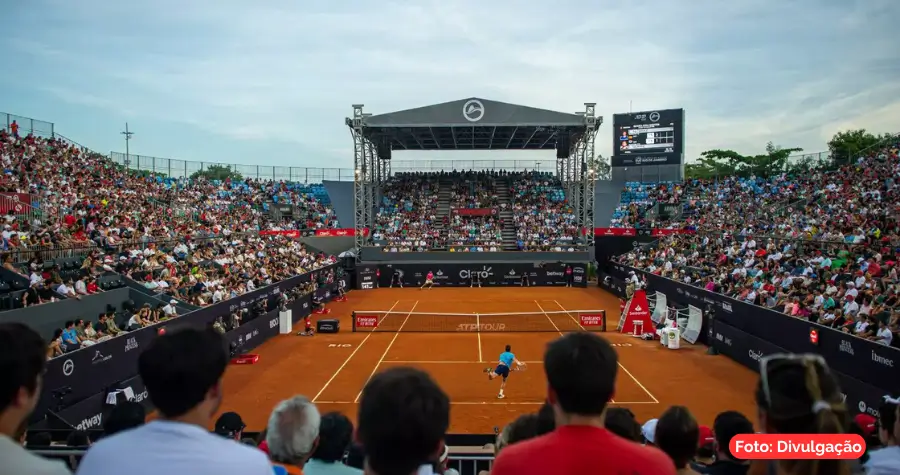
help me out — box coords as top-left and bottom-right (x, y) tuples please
(605, 263), (900, 399)
(34, 262), (344, 423)
(108, 151), (355, 183)
(1, 112), (55, 138)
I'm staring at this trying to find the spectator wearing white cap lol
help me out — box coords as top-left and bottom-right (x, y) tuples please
(641, 418), (658, 446)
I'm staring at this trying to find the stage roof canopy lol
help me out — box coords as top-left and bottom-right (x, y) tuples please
(352, 97), (588, 151)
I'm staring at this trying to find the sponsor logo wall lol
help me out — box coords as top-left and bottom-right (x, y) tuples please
(356, 265), (378, 290)
(35, 375), (153, 433)
(35, 264), (344, 425)
(376, 263), (588, 288)
(597, 271), (627, 299)
(622, 264), (900, 394)
(712, 321), (889, 418)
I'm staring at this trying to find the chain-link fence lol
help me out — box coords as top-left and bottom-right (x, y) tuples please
(108, 152), (355, 183)
(1, 112), (54, 138)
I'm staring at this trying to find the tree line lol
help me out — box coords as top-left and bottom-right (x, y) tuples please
(587, 128), (895, 181)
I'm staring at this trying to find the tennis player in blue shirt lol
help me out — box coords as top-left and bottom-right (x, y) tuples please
(483, 345), (526, 399)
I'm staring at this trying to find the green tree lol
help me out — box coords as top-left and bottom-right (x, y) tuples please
(586, 155), (611, 180)
(827, 129), (886, 163)
(190, 165), (243, 181)
(689, 142), (802, 179)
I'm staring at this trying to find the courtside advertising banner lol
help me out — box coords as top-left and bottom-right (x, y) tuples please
(711, 320), (888, 419)
(621, 264), (900, 394)
(375, 262), (588, 288)
(35, 263), (343, 425)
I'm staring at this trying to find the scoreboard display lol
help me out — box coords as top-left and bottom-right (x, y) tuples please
(611, 109), (684, 167)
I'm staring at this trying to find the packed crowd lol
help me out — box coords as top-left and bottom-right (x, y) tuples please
(609, 182), (684, 228)
(615, 138), (900, 348)
(6, 324), (899, 475)
(445, 215), (503, 251)
(372, 173), (441, 251)
(448, 172), (500, 210)
(611, 138), (899, 239)
(0, 130), (338, 261)
(510, 172), (579, 251)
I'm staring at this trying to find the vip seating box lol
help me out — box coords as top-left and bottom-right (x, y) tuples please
(355, 262), (589, 289)
(32, 264), (346, 427)
(613, 264), (900, 396)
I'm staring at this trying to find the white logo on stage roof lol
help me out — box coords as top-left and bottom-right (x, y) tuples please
(839, 340), (854, 355)
(124, 337), (138, 352)
(649, 112), (660, 122)
(63, 359), (74, 376)
(463, 99), (485, 122)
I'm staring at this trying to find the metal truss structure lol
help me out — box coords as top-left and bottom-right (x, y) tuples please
(558, 103), (601, 248)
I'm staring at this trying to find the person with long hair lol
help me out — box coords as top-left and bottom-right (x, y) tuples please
(752, 353), (852, 475)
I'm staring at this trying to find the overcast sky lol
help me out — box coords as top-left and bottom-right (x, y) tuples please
(3, 0), (898, 173)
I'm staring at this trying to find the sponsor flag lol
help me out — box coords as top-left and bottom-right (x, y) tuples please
(620, 289), (653, 335)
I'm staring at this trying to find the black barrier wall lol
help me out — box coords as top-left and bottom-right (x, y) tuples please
(356, 262), (588, 289)
(34, 263), (344, 424)
(614, 263), (900, 394)
(711, 321), (890, 419)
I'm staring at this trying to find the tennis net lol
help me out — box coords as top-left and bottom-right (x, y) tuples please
(351, 310), (607, 332)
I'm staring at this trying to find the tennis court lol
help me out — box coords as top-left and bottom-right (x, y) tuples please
(215, 286), (759, 433)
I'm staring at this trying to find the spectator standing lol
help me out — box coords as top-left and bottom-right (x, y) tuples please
(357, 367), (450, 475)
(490, 332), (675, 475)
(0, 322), (71, 474)
(214, 412), (246, 441)
(305, 412), (362, 475)
(266, 395), (321, 475)
(655, 406), (702, 475)
(751, 354), (851, 475)
(695, 411), (754, 475)
(76, 328), (271, 475)
(865, 399), (900, 475)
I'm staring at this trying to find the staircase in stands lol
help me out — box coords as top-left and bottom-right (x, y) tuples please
(436, 177), (453, 249)
(494, 177), (518, 250)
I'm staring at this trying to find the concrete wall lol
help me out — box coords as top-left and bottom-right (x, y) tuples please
(322, 180), (355, 228)
(0, 288), (131, 339)
(361, 247), (589, 263)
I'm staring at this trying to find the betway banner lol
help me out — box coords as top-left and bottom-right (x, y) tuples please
(623, 265), (900, 394)
(376, 262), (587, 288)
(315, 228), (369, 237)
(453, 208), (496, 217)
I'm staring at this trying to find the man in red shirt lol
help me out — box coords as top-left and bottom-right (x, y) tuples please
(491, 332), (676, 475)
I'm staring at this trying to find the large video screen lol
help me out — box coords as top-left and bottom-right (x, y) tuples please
(611, 108), (684, 167)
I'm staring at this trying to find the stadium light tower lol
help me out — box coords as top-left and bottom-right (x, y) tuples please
(121, 123), (134, 169)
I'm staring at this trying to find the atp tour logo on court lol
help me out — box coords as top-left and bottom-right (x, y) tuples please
(457, 323), (506, 332)
(463, 99), (485, 122)
(460, 266), (493, 280)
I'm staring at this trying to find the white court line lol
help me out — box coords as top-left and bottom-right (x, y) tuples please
(476, 313), (483, 363)
(314, 400), (658, 405)
(534, 300), (562, 334)
(353, 300), (419, 403)
(311, 300), (399, 403)
(551, 299), (659, 404)
(381, 360), (544, 364)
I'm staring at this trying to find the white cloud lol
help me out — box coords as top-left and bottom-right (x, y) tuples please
(4, 0), (899, 167)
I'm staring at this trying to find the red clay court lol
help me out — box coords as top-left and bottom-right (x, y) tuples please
(215, 287), (759, 433)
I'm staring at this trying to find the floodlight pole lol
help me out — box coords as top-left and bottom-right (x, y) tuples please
(121, 123), (134, 169)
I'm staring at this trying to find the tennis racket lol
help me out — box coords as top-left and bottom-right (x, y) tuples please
(515, 362), (527, 372)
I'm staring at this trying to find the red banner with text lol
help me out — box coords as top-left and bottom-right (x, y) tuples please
(651, 228), (697, 237)
(315, 228), (370, 237)
(0, 193), (34, 215)
(453, 208), (496, 217)
(593, 227), (637, 237)
(259, 230), (301, 238)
